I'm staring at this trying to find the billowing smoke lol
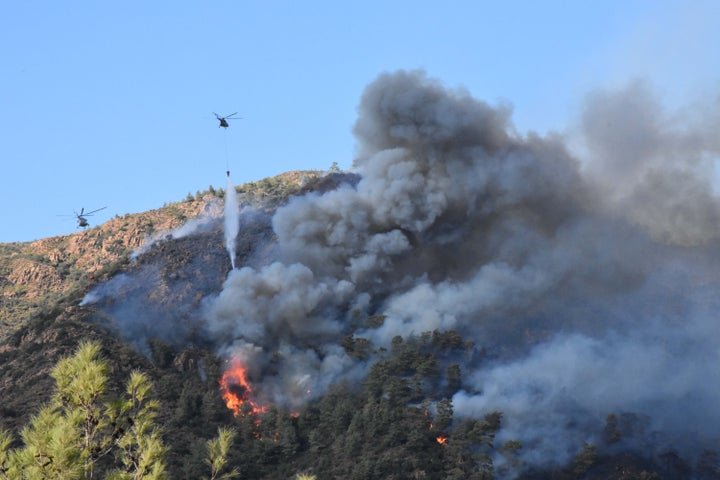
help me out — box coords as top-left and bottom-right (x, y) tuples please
(202, 69), (720, 468)
(580, 79), (720, 246)
(224, 175), (240, 269)
(129, 200), (223, 259)
(80, 69), (720, 470)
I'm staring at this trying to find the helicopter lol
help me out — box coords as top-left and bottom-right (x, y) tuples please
(61, 207), (107, 229)
(213, 112), (241, 128)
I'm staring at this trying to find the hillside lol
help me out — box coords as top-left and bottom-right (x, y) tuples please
(0, 169), (705, 480)
(0, 171), (324, 437)
(0, 170), (323, 339)
(3, 70), (720, 479)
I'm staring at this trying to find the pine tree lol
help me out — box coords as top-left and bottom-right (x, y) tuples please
(52, 341), (109, 477)
(106, 371), (167, 479)
(204, 427), (239, 480)
(573, 442), (597, 477)
(434, 398), (453, 433)
(0, 341), (168, 479)
(446, 364), (462, 395)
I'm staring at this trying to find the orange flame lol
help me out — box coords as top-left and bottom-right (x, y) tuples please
(436, 434), (448, 445)
(219, 357), (267, 417)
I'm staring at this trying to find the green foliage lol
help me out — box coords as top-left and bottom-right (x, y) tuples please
(106, 371), (167, 479)
(497, 440), (524, 477)
(294, 474), (316, 480)
(341, 335), (371, 360)
(604, 413), (621, 444)
(162, 205), (186, 223)
(573, 442), (598, 476)
(434, 398), (453, 433)
(173, 384), (203, 426)
(2, 321), (656, 479)
(252, 332), (509, 479)
(148, 330), (502, 479)
(147, 339), (174, 369)
(233, 171), (323, 209)
(364, 314), (386, 329)
(446, 363), (462, 396)
(431, 330), (466, 349)
(0, 341), (167, 479)
(52, 341), (108, 410)
(13, 407), (85, 479)
(204, 427), (239, 480)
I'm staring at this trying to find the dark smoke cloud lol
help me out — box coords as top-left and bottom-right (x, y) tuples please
(88, 68), (720, 470)
(206, 70), (598, 411)
(204, 70), (720, 468)
(581, 79), (720, 246)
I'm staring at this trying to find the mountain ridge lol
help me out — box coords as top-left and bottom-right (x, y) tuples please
(0, 170), (324, 339)
(0, 166), (710, 479)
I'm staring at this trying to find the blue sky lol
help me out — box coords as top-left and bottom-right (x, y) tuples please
(1, 0), (718, 242)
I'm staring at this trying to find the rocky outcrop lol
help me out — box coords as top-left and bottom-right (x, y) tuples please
(7, 258), (63, 297)
(0, 171), (327, 339)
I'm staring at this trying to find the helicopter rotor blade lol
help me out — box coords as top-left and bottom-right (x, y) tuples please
(84, 207), (107, 216)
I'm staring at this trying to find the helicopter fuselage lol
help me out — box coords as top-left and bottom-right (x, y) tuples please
(214, 112), (238, 128)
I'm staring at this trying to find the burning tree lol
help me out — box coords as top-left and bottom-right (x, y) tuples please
(219, 357), (267, 417)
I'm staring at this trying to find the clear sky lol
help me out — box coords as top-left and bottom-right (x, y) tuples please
(2, 0), (718, 242)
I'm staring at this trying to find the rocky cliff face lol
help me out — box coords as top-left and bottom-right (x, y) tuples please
(0, 170), (325, 339)
(0, 198), (209, 335)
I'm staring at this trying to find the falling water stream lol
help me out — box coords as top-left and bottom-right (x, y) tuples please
(224, 175), (239, 269)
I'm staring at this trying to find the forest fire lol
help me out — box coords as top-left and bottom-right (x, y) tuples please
(219, 357), (267, 417)
(436, 435), (448, 445)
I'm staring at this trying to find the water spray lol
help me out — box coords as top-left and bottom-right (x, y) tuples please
(224, 173), (240, 269)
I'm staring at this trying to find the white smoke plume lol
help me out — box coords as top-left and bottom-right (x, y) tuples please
(129, 200), (224, 260)
(224, 175), (240, 269)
